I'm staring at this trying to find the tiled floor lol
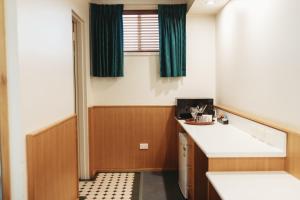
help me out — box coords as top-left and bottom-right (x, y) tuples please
(79, 171), (184, 200)
(79, 173), (136, 200)
(141, 172), (185, 200)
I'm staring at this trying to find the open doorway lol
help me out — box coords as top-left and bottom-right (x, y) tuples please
(72, 12), (90, 180)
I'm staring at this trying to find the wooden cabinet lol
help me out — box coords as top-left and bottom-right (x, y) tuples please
(188, 139), (284, 200)
(187, 139), (284, 200)
(208, 183), (222, 200)
(187, 135), (195, 200)
(195, 145), (209, 200)
(187, 134), (209, 200)
(177, 121), (285, 200)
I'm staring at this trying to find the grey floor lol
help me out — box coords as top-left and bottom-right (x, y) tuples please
(140, 171), (185, 200)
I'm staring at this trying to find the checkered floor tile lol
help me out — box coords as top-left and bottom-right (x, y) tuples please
(79, 173), (136, 200)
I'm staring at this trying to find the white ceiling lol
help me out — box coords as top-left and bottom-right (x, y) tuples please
(90, 0), (187, 5)
(90, 0), (230, 15)
(188, 0), (231, 15)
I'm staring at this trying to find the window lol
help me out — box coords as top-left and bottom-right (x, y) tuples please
(123, 10), (159, 52)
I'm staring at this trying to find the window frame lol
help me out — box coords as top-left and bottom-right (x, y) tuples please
(123, 10), (159, 53)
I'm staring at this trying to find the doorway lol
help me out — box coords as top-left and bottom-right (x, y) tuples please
(72, 12), (90, 180)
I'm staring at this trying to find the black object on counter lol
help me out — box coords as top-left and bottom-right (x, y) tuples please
(176, 98), (214, 119)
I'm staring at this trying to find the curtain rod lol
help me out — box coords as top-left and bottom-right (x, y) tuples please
(124, 4), (158, 10)
(91, 3), (186, 10)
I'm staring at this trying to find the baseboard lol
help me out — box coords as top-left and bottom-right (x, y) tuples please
(89, 168), (178, 177)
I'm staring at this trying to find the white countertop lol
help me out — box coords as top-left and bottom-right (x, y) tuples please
(177, 120), (285, 158)
(206, 171), (300, 200)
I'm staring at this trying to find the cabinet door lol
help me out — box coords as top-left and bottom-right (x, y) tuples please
(208, 182), (222, 200)
(187, 135), (195, 200)
(180, 129), (209, 200)
(195, 146), (209, 200)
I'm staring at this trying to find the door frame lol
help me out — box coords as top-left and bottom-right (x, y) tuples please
(72, 11), (90, 179)
(0, 0), (11, 199)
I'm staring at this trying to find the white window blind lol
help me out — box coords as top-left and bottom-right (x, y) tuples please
(123, 12), (159, 52)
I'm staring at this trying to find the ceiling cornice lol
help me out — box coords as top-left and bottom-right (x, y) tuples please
(90, 0), (187, 5)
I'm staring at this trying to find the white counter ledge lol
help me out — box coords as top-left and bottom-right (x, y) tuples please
(206, 171), (300, 200)
(177, 119), (286, 158)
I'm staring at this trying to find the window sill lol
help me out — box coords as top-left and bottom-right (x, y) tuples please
(124, 52), (159, 56)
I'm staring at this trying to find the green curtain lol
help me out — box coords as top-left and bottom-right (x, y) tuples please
(158, 4), (187, 77)
(90, 4), (124, 77)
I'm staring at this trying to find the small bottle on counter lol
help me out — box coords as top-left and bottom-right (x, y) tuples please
(217, 114), (229, 125)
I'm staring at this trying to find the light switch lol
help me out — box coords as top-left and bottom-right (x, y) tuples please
(140, 143), (149, 150)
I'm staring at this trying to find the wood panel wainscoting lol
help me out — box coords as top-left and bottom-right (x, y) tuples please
(26, 115), (78, 200)
(88, 106), (178, 176)
(208, 157), (285, 171)
(286, 132), (300, 179)
(0, 0), (11, 199)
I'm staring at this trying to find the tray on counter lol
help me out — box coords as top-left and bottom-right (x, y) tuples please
(184, 119), (214, 126)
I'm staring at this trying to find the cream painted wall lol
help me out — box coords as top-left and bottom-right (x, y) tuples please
(90, 14), (216, 105)
(18, 0), (90, 134)
(5, 0), (90, 199)
(216, 0), (300, 131)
